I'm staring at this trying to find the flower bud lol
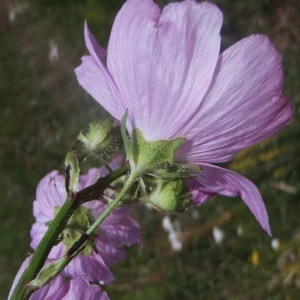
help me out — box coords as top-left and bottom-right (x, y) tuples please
(145, 179), (191, 213)
(77, 120), (121, 162)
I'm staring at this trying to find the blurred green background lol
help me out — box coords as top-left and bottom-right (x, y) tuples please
(0, 0), (299, 299)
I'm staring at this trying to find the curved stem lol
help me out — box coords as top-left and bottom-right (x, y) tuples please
(75, 164), (128, 203)
(23, 256), (71, 299)
(10, 196), (76, 300)
(24, 173), (136, 300)
(10, 165), (128, 300)
(67, 173), (137, 257)
(88, 173), (136, 235)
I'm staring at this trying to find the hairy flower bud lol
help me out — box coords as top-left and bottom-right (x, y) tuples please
(77, 120), (121, 163)
(145, 179), (191, 213)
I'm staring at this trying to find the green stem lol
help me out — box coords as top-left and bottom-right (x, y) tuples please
(67, 174), (137, 258)
(25, 173), (135, 298)
(25, 170), (135, 298)
(75, 164), (128, 203)
(88, 174), (136, 235)
(23, 256), (71, 299)
(10, 165), (128, 300)
(10, 197), (77, 300)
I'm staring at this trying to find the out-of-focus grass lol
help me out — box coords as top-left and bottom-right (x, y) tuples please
(0, 0), (299, 299)
(0, 0), (113, 295)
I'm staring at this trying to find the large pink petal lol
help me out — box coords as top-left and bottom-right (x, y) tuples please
(101, 211), (141, 246)
(107, 0), (222, 140)
(62, 278), (109, 300)
(31, 273), (69, 300)
(34, 171), (66, 220)
(178, 35), (292, 163)
(84, 21), (107, 63)
(189, 163), (271, 235)
(95, 236), (127, 266)
(64, 252), (113, 284)
(30, 222), (47, 248)
(75, 24), (125, 121)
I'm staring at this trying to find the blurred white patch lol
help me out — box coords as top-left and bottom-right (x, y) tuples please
(271, 238), (280, 250)
(8, 10), (16, 22)
(162, 215), (172, 231)
(270, 181), (296, 194)
(191, 209), (200, 220)
(212, 226), (224, 244)
(162, 216), (182, 252)
(145, 203), (154, 210)
(237, 225), (244, 237)
(8, 2), (29, 23)
(48, 40), (59, 64)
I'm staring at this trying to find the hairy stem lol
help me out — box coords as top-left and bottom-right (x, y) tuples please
(67, 173), (137, 257)
(10, 165), (128, 300)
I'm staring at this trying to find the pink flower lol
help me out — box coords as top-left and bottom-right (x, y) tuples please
(9, 256), (109, 300)
(75, 0), (292, 235)
(30, 167), (140, 285)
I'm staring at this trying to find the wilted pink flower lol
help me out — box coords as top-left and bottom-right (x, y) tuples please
(75, 0), (292, 235)
(30, 167), (140, 286)
(9, 256), (109, 300)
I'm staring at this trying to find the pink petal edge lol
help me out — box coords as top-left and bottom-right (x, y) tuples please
(107, 0), (223, 140)
(178, 34), (292, 163)
(190, 163), (271, 236)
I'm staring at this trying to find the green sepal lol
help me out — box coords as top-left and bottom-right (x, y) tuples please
(130, 129), (184, 174)
(149, 162), (201, 180)
(64, 151), (80, 194)
(121, 114), (185, 178)
(120, 113), (200, 213)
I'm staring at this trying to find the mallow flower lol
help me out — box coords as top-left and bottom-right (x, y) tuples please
(75, 0), (292, 235)
(30, 167), (140, 287)
(9, 256), (109, 300)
